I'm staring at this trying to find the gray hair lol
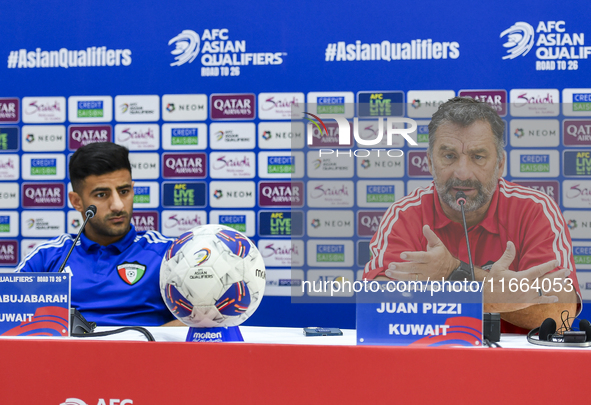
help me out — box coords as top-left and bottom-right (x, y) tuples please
(427, 97), (505, 162)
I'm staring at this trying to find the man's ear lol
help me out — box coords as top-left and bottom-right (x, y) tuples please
(498, 151), (506, 178)
(427, 151), (433, 176)
(69, 191), (84, 213)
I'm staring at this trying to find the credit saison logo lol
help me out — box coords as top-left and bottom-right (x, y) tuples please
(267, 156), (294, 174)
(303, 111), (415, 157)
(30, 158), (56, 175)
(574, 246), (591, 265)
(168, 28), (286, 77)
(316, 244), (345, 263)
(218, 214), (246, 232)
(77, 100), (103, 118)
(0, 216), (10, 233)
(366, 185), (395, 203)
(520, 154), (550, 172)
(500, 20), (591, 71)
(133, 186), (150, 204)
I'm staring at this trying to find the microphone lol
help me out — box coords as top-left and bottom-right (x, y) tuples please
(455, 191), (475, 281)
(58, 205), (96, 273)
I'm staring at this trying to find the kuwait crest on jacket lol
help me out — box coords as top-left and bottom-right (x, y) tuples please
(117, 261), (146, 285)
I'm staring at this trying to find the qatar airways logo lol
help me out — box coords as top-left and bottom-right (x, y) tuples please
(162, 153), (206, 178)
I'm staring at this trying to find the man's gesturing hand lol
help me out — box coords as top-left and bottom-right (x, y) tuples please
(484, 241), (568, 313)
(385, 225), (460, 281)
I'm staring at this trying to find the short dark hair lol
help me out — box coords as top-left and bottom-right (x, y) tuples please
(69, 142), (131, 192)
(428, 97), (505, 161)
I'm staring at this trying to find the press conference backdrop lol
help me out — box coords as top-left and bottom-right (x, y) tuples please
(1, 1), (590, 328)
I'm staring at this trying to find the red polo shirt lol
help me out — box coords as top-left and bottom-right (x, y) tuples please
(364, 178), (581, 333)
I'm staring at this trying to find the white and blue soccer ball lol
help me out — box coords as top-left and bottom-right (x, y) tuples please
(160, 224), (266, 328)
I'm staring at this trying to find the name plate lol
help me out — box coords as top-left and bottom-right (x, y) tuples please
(0, 272), (71, 337)
(356, 281), (483, 347)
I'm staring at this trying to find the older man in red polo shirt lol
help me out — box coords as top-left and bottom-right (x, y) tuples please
(364, 97), (580, 333)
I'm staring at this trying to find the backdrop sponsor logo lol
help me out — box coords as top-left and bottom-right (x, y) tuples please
(132, 182), (159, 208)
(209, 181), (255, 208)
(209, 210), (255, 236)
(258, 239), (304, 267)
(20, 239), (47, 261)
(408, 150), (431, 177)
(562, 210), (591, 239)
(563, 119), (591, 146)
(563, 88), (591, 116)
(307, 92), (355, 118)
(307, 240), (354, 267)
(357, 154), (404, 178)
(68, 125), (111, 150)
(406, 120), (430, 148)
(258, 151), (304, 179)
(259, 211), (304, 237)
(509, 119), (559, 147)
(357, 91), (404, 117)
(356, 181), (404, 208)
(22, 154), (66, 180)
(306, 269), (355, 297)
(354, 119), (406, 148)
(307, 210), (354, 237)
(563, 180), (591, 208)
(22, 125), (66, 152)
(21, 97), (66, 123)
(573, 242), (591, 269)
(307, 180), (354, 207)
(513, 180), (560, 205)
(162, 182), (207, 208)
(210, 152), (256, 178)
(67, 210), (82, 234)
(407, 90), (455, 118)
(563, 150), (591, 176)
(458, 90), (507, 116)
(167, 28), (286, 76)
(115, 124), (159, 150)
(0, 154), (19, 180)
(500, 21), (591, 71)
(162, 94), (207, 121)
(114, 95), (160, 122)
(209, 122), (255, 149)
(161, 210), (207, 237)
(258, 181), (304, 207)
(307, 121), (353, 148)
(258, 121), (305, 149)
(67, 96), (113, 123)
(0, 127), (18, 151)
(0, 240), (17, 266)
(129, 153), (159, 179)
(21, 210), (64, 237)
(0, 212), (18, 237)
(306, 152), (354, 178)
(258, 92), (304, 119)
(577, 271), (591, 301)
(22, 183), (65, 208)
(0, 183), (18, 209)
(210, 94), (255, 120)
(265, 269), (304, 297)
(510, 150), (559, 177)
(358, 211), (386, 236)
(161, 123), (207, 150)
(0, 98), (19, 123)
(509, 89), (560, 116)
(162, 152), (206, 178)
(131, 211), (159, 232)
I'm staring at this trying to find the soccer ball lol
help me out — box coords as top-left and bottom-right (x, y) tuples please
(160, 224), (266, 328)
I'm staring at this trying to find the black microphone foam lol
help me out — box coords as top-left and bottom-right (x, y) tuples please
(85, 205), (97, 218)
(539, 318), (557, 341)
(455, 190), (467, 205)
(579, 319), (591, 342)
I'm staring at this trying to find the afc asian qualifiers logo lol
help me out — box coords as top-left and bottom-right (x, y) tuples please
(61, 398), (133, 405)
(500, 22), (535, 59)
(117, 262), (146, 285)
(169, 30), (200, 66)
